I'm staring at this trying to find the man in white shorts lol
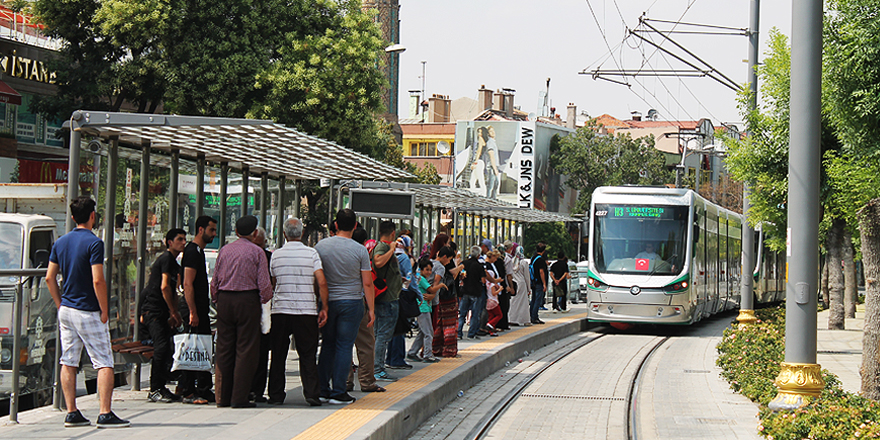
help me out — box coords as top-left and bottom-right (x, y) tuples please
(46, 196), (129, 428)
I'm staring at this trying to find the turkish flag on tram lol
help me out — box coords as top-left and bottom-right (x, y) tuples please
(635, 258), (650, 271)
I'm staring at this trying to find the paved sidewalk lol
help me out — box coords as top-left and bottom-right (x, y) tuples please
(817, 305), (865, 394)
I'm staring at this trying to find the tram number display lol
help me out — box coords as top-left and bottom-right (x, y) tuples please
(613, 207), (664, 218)
(595, 205), (679, 220)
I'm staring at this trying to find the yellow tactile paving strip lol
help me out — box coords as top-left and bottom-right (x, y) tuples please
(293, 311), (587, 440)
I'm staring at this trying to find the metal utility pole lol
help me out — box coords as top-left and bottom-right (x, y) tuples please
(737, 0), (759, 327)
(768, 0), (825, 410)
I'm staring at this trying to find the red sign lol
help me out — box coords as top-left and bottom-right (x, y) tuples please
(635, 258), (650, 271)
(17, 159), (96, 190)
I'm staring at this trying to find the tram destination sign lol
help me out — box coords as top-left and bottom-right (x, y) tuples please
(596, 205), (677, 220)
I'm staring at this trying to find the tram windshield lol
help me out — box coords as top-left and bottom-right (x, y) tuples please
(592, 204), (689, 275)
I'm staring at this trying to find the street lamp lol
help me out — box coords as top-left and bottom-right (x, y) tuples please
(385, 44), (406, 54)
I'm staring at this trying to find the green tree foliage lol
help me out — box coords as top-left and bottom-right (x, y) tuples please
(32, 0), (394, 161)
(248, 2), (390, 158)
(550, 120), (672, 214)
(824, 0), (880, 160)
(723, 29), (791, 251)
(724, 29), (842, 251)
(31, 0), (124, 117)
(522, 222), (575, 260)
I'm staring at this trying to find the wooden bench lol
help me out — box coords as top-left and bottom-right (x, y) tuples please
(111, 338), (154, 364)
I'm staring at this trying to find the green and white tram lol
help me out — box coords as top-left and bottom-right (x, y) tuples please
(585, 186), (784, 325)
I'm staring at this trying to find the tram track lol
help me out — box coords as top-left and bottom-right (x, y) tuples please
(466, 333), (607, 440)
(467, 331), (669, 440)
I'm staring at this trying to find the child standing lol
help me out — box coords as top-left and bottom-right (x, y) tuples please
(407, 259), (440, 362)
(485, 277), (502, 336)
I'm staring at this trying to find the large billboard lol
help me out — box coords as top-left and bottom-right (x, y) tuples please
(453, 120), (576, 214)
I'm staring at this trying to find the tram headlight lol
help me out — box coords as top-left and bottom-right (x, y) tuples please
(663, 277), (690, 294)
(586, 277), (607, 291)
(0, 347), (10, 363)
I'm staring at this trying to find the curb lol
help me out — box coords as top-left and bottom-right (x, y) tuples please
(359, 316), (594, 439)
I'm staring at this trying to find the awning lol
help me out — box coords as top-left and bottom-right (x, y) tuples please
(0, 81), (22, 106)
(69, 111), (413, 181)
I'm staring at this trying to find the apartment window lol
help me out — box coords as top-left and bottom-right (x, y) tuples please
(407, 141), (453, 157)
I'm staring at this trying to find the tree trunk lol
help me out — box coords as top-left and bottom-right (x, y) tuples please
(844, 228), (858, 319)
(828, 218), (846, 330)
(859, 198), (880, 400)
(821, 253), (830, 308)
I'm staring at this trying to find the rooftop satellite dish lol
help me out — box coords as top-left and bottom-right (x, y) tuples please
(437, 140), (450, 155)
(528, 112), (537, 120)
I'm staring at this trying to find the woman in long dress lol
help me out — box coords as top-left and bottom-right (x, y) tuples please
(508, 246), (532, 326)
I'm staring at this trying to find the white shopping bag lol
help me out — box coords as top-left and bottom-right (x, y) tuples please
(171, 333), (214, 372)
(261, 301), (272, 334)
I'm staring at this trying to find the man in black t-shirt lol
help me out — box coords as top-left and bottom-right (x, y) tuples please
(530, 243), (548, 324)
(179, 216), (217, 404)
(140, 229), (186, 403)
(549, 252), (570, 313)
(458, 246), (486, 339)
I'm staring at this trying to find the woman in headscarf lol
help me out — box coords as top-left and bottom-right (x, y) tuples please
(429, 234), (462, 357)
(508, 245), (532, 326)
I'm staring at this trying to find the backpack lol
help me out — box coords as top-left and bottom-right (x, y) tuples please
(368, 242), (389, 298)
(438, 268), (457, 301)
(398, 280), (421, 319)
(529, 255), (542, 283)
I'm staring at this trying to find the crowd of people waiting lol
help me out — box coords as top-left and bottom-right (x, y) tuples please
(46, 197), (566, 428)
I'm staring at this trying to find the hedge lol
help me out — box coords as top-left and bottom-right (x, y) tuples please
(716, 306), (880, 440)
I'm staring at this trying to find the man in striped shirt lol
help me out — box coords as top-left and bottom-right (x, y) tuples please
(267, 217), (328, 406)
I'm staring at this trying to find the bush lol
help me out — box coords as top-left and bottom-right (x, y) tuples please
(716, 306), (880, 440)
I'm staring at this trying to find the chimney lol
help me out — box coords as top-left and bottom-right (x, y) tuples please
(478, 85), (493, 110)
(566, 103), (577, 129)
(427, 94), (451, 123)
(408, 94), (419, 119)
(631, 111), (642, 121)
(503, 93), (514, 118)
(493, 91), (505, 111)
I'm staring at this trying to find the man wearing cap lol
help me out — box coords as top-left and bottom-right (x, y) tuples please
(210, 215), (273, 408)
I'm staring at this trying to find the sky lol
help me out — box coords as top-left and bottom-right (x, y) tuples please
(396, 0), (792, 128)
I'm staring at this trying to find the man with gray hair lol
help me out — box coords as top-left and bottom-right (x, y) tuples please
(267, 217), (328, 406)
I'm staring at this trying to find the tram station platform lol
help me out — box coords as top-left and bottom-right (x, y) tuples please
(1, 306), (591, 440)
(1, 304), (867, 440)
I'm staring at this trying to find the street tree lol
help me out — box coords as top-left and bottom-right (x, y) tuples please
(551, 119), (672, 214)
(523, 222), (575, 261)
(824, 0), (880, 399)
(725, 29), (850, 330)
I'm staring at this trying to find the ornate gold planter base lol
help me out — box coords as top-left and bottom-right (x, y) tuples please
(768, 362), (826, 411)
(736, 309), (757, 328)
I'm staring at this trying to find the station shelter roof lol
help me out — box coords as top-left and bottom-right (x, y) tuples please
(346, 181), (580, 223)
(69, 111), (413, 181)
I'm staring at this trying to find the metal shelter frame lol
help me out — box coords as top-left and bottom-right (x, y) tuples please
(63, 110), (412, 389)
(336, 180), (580, 255)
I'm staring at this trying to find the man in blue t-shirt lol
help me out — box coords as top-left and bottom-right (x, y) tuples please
(46, 196), (129, 429)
